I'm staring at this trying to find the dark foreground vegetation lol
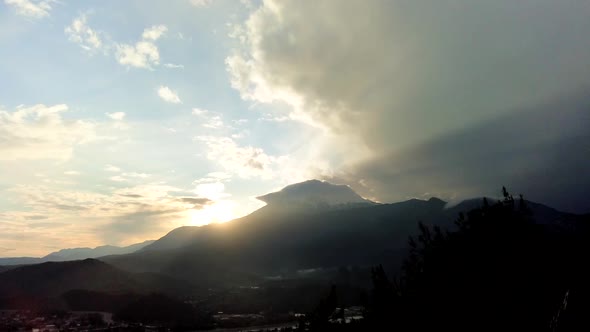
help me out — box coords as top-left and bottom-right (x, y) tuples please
(303, 188), (590, 331)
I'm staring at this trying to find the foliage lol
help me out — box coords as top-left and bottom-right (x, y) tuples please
(308, 187), (590, 331)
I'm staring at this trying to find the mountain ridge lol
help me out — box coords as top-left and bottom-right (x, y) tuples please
(0, 240), (155, 266)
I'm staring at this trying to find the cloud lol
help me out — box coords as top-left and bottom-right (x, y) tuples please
(195, 136), (282, 179)
(157, 85), (182, 104)
(64, 170), (81, 176)
(194, 181), (227, 200)
(65, 14), (104, 53)
(0, 104), (96, 161)
(189, 0), (212, 7)
(105, 112), (125, 120)
(109, 175), (127, 182)
(64, 18), (167, 70)
(229, 0), (590, 212)
(191, 108), (225, 129)
(141, 25), (167, 41)
(193, 171), (232, 184)
(163, 63), (184, 69)
(1, 183), (213, 253)
(329, 99), (590, 213)
(116, 42), (160, 69)
(122, 172), (150, 179)
(4, 0), (55, 19)
(104, 164), (121, 172)
(179, 197), (212, 208)
(115, 25), (167, 69)
(108, 171), (150, 183)
(191, 108), (207, 116)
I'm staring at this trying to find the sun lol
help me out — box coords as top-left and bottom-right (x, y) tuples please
(190, 200), (236, 226)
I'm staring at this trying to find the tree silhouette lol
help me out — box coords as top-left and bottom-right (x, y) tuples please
(305, 187), (590, 331)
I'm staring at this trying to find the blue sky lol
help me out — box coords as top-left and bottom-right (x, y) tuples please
(1, 0), (590, 256)
(0, 0), (329, 256)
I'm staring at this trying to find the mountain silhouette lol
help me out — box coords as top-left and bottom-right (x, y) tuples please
(0, 240), (155, 266)
(1, 180), (584, 314)
(102, 181), (580, 289)
(256, 179), (373, 210)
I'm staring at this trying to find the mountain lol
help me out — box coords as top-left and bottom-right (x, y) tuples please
(104, 193), (453, 285)
(0, 240), (155, 266)
(2, 180), (584, 315)
(42, 240), (155, 262)
(104, 181), (582, 289)
(0, 257), (41, 266)
(256, 179), (374, 210)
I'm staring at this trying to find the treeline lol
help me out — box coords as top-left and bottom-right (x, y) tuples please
(304, 188), (590, 331)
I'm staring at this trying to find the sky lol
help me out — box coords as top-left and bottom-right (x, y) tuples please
(1, 0), (589, 257)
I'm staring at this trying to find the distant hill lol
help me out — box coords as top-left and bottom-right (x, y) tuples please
(0, 258), (197, 310)
(0, 259), (139, 298)
(0, 240), (155, 266)
(43, 240), (155, 261)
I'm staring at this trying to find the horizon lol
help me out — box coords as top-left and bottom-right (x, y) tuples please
(0, 177), (575, 259)
(2, 0), (590, 257)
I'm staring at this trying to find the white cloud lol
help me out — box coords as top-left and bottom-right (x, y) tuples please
(65, 14), (104, 52)
(116, 42), (160, 69)
(191, 108), (207, 116)
(109, 175), (127, 182)
(104, 164), (121, 172)
(4, 0), (55, 19)
(109, 171), (150, 183)
(193, 171), (232, 184)
(64, 170), (81, 176)
(194, 182), (227, 200)
(0, 104), (96, 161)
(64, 18), (167, 70)
(163, 63), (185, 69)
(141, 25), (167, 41)
(157, 85), (182, 104)
(191, 107), (225, 129)
(105, 112), (125, 120)
(196, 136), (280, 179)
(202, 115), (223, 129)
(189, 0), (212, 7)
(115, 25), (167, 69)
(122, 172), (150, 179)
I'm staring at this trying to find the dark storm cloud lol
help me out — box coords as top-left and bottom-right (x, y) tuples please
(232, 0), (590, 212)
(329, 95), (590, 213)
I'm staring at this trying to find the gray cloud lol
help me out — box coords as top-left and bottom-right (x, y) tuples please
(118, 194), (143, 198)
(231, 0), (590, 212)
(23, 215), (49, 220)
(53, 204), (88, 211)
(328, 96), (590, 213)
(179, 197), (212, 208)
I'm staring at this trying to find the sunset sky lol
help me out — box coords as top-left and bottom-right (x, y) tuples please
(1, 0), (589, 257)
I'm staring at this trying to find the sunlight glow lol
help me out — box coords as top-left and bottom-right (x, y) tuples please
(190, 200), (236, 226)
